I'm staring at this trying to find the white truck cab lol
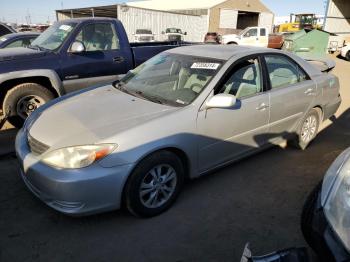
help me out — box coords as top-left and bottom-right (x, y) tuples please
(221, 26), (269, 47)
(340, 42), (350, 61)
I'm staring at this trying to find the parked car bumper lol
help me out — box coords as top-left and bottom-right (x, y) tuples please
(15, 128), (133, 216)
(307, 185), (350, 261)
(341, 46), (349, 58)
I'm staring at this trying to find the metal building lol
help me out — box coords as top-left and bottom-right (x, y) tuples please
(56, 5), (207, 42)
(55, 0), (274, 42)
(324, 0), (350, 38)
(129, 0), (274, 35)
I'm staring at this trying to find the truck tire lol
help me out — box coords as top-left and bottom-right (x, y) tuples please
(3, 83), (54, 128)
(290, 108), (321, 150)
(124, 151), (184, 217)
(346, 51), (350, 61)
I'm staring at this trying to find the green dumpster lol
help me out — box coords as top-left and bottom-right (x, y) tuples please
(282, 29), (329, 58)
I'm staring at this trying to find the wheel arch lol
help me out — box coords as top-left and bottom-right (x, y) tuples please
(120, 146), (191, 207)
(312, 105), (324, 121)
(0, 70), (64, 106)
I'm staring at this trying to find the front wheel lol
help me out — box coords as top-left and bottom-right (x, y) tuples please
(124, 151), (185, 217)
(2, 83), (54, 128)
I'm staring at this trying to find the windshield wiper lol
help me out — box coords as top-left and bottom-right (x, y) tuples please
(28, 44), (51, 52)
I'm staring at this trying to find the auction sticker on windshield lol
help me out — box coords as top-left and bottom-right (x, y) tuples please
(191, 62), (220, 70)
(59, 25), (73, 31)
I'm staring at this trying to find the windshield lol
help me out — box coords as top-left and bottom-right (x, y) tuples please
(116, 53), (223, 107)
(238, 28), (250, 36)
(166, 28), (182, 34)
(136, 29), (152, 34)
(31, 22), (77, 51)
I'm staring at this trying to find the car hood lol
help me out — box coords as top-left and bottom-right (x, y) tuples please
(0, 47), (47, 62)
(29, 85), (178, 149)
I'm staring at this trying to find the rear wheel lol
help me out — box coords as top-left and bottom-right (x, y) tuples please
(2, 83), (54, 128)
(124, 151), (185, 217)
(291, 108), (321, 150)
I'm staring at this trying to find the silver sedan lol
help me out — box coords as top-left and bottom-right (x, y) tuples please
(16, 45), (341, 217)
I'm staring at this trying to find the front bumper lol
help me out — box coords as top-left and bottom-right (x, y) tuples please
(308, 185), (350, 261)
(15, 128), (133, 216)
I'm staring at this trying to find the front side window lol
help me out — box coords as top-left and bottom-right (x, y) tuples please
(244, 28), (257, 37)
(265, 55), (308, 89)
(217, 58), (262, 99)
(31, 22), (76, 50)
(117, 53), (223, 106)
(260, 28), (266, 36)
(75, 23), (120, 51)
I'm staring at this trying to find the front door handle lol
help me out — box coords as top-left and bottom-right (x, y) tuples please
(113, 56), (125, 63)
(256, 103), (269, 111)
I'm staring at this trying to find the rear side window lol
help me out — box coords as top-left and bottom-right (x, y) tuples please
(265, 55), (308, 89)
(217, 58), (262, 99)
(75, 23), (120, 51)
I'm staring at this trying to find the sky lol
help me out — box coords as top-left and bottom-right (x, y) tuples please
(0, 0), (327, 24)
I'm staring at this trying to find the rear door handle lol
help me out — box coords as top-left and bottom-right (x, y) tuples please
(304, 88), (315, 95)
(113, 56), (125, 63)
(256, 103), (269, 111)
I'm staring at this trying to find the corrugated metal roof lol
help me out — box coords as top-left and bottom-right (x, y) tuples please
(128, 0), (226, 10)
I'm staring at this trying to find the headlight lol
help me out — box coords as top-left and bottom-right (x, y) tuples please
(41, 144), (116, 169)
(323, 148), (350, 252)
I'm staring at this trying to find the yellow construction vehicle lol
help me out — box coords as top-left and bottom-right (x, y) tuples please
(277, 13), (320, 33)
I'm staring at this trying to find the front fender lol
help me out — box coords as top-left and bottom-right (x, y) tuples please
(0, 69), (64, 96)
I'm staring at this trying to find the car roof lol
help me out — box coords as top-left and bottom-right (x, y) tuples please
(166, 45), (269, 60)
(57, 17), (118, 23)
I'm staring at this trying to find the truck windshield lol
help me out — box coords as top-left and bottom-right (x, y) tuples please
(136, 29), (152, 34)
(166, 28), (182, 34)
(30, 22), (77, 51)
(116, 53), (223, 107)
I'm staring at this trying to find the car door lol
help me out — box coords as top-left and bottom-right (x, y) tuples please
(264, 54), (316, 136)
(60, 22), (129, 93)
(258, 28), (268, 47)
(241, 28), (259, 46)
(196, 56), (270, 172)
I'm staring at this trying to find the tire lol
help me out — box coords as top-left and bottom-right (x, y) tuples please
(124, 151), (185, 217)
(227, 42), (237, 45)
(2, 83), (54, 128)
(291, 108), (321, 150)
(301, 181), (334, 262)
(346, 51), (350, 61)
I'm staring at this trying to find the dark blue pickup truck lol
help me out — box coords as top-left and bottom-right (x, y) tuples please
(0, 18), (187, 127)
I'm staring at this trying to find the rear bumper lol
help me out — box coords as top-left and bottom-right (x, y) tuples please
(323, 95), (341, 121)
(15, 128), (133, 216)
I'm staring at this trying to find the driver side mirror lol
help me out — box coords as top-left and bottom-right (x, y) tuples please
(205, 94), (237, 109)
(184, 32), (187, 35)
(69, 41), (85, 53)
